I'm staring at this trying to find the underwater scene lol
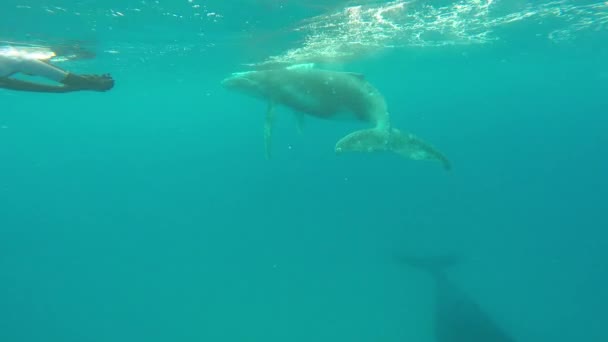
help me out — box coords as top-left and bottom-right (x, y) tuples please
(1, 1), (607, 341)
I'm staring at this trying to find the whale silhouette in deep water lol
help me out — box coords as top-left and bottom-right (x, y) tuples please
(397, 255), (516, 342)
(221, 64), (450, 170)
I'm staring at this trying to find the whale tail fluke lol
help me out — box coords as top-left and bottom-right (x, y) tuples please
(335, 128), (451, 170)
(394, 254), (462, 280)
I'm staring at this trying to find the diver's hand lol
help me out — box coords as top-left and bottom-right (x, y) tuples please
(62, 73), (115, 92)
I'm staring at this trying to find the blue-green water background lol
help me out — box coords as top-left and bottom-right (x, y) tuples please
(1, 1), (607, 341)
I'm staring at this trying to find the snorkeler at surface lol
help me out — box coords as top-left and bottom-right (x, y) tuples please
(0, 51), (114, 93)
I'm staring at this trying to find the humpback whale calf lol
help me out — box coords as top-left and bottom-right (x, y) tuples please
(397, 255), (516, 342)
(221, 64), (450, 170)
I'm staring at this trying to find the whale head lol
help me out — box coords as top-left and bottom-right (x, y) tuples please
(221, 71), (270, 99)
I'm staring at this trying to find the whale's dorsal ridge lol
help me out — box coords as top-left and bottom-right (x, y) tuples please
(345, 72), (365, 80)
(285, 63), (315, 71)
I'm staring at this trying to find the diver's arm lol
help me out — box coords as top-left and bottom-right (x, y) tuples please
(0, 77), (75, 93)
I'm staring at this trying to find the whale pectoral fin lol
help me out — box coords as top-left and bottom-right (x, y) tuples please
(293, 111), (305, 134)
(264, 102), (276, 159)
(335, 128), (451, 170)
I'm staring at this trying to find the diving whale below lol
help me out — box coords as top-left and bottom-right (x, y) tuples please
(397, 255), (516, 342)
(221, 64), (450, 170)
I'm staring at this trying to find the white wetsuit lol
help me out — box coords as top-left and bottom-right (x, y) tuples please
(0, 55), (67, 81)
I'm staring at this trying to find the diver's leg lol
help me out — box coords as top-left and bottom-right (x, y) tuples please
(16, 57), (68, 82)
(0, 77), (73, 93)
(0, 55), (21, 77)
(6, 56), (114, 92)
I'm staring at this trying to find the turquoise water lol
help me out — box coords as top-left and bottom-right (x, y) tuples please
(1, 1), (607, 341)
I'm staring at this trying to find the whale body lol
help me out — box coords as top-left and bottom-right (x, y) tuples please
(222, 64), (450, 169)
